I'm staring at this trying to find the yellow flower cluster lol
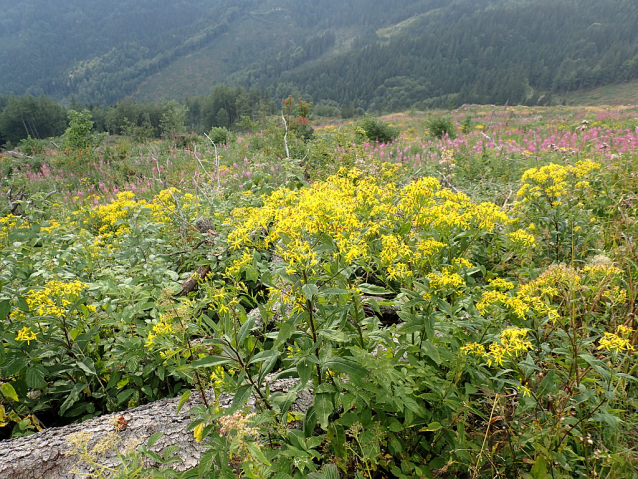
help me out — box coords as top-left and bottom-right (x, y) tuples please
(226, 250), (254, 277)
(488, 278), (515, 291)
(210, 365), (226, 390)
(507, 229), (536, 247)
(426, 268), (465, 293)
(598, 325), (634, 353)
(478, 262), (626, 323)
(516, 160), (601, 204)
(228, 169), (506, 281)
(89, 188), (199, 238)
(15, 326), (38, 344)
(462, 328), (533, 367)
(25, 280), (90, 318)
(145, 313), (175, 348)
(92, 191), (138, 236)
(0, 214), (19, 242)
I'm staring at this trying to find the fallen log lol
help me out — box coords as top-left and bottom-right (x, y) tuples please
(0, 378), (308, 478)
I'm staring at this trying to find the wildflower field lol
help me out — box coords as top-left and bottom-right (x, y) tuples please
(2, 105), (638, 478)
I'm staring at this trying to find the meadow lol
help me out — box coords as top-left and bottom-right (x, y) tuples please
(2, 105), (638, 478)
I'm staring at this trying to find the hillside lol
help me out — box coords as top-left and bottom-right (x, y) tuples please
(2, 0), (638, 109)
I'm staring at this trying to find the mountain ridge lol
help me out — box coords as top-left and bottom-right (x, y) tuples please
(3, 0), (638, 109)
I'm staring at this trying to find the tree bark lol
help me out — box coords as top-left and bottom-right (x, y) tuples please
(0, 378), (308, 478)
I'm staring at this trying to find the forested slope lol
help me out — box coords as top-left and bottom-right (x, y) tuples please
(2, 0), (638, 109)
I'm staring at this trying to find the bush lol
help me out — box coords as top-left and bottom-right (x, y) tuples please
(356, 116), (400, 143)
(208, 126), (231, 145)
(18, 136), (46, 156)
(427, 115), (456, 139)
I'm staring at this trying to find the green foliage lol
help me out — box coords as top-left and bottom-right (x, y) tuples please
(63, 109), (95, 149)
(18, 136), (46, 156)
(208, 127), (231, 145)
(0, 94), (66, 146)
(356, 116), (400, 143)
(160, 101), (189, 139)
(427, 115), (456, 139)
(2, 106), (638, 479)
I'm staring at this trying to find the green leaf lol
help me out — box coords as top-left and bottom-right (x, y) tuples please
(536, 369), (556, 398)
(0, 299), (11, 321)
(315, 393), (333, 429)
(302, 283), (319, 300)
(3, 357), (27, 376)
(248, 349), (279, 365)
(237, 314), (256, 346)
(321, 464), (340, 479)
(229, 384), (252, 412)
(76, 358), (97, 376)
(320, 288), (349, 296)
(147, 432), (164, 448)
(246, 442), (271, 466)
(0, 382), (19, 402)
(60, 382), (88, 416)
(531, 456), (548, 479)
(297, 357), (313, 388)
(106, 371), (122, 390)
(116, 388), (135, 406)
(176, 390), (191, 415)
(17, 296), (29, 312)
(26, 366), (48, 389)
(421, 421), (442, 432)
(192, 355), (233, 368)
(274, 322), (294, 349)
(401, 396), (427, 418)
(422, 341), (441, 364)
(321, 357), (368, 379)
(357, 284), (392, 295)
(318, 329), (348, 342)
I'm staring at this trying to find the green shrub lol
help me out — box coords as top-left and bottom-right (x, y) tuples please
(208, 126), (231, 145)
(356, 116), (400, 143)
(427, 115), (456, 139)
(18, 136), (46, 156)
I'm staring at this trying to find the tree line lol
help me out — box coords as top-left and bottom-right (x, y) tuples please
(0, 86), (280, 148)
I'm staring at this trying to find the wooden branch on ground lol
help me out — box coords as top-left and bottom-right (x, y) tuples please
(178, 265), (211, 296)
(0, 378), (308, 478)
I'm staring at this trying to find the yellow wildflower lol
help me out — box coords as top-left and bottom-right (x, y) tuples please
(16, 326), (38, 344)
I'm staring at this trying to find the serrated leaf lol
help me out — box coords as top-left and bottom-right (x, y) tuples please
(247, 442), (271, 466)
(26, 366), (48, 389)
(401, 396), (427, 418)
(147, 432), (164, 448)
